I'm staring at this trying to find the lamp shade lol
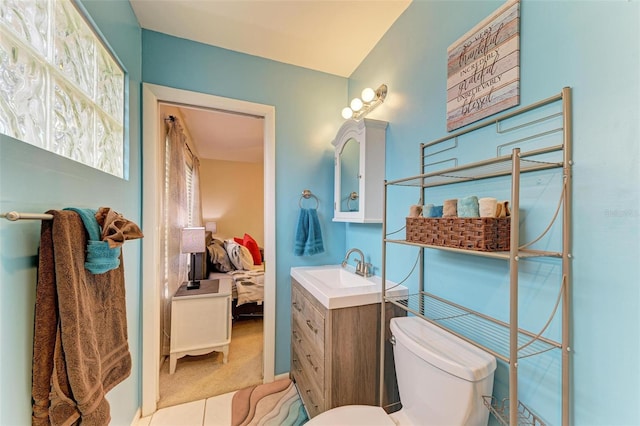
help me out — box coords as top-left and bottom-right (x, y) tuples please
(181, 227), (206, 253)
(205, 221), (217, 234)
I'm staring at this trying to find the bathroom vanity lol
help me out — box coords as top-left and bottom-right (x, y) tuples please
(290, 266), (407, 418)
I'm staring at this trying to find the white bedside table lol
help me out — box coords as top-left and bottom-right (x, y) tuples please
(169, 278), (232, 374)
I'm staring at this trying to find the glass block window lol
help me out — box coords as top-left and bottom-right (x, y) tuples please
(0, 0), (125, 178)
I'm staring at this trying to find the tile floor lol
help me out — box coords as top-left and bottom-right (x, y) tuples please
(137, 391), (236, 426)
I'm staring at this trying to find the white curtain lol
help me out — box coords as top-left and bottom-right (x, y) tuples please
(161, 118), (189, 356)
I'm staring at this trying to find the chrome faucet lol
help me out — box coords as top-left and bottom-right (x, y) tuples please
(341, 248), (372, 277)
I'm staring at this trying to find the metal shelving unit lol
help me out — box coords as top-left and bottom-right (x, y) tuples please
(380, 88), (572, 426)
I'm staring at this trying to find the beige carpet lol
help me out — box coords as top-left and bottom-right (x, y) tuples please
(158, 317), (264, 409)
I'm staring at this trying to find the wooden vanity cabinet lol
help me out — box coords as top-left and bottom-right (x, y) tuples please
(290, 278), (402, 418)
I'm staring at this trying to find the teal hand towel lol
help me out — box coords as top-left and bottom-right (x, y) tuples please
(64, 208), (121, 274)
(457, 196), (480, 218)
(294, 208), (324, 256)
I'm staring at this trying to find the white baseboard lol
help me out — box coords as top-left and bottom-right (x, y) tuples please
(275, 372), (290, 381)
(130, 407), (142, 426)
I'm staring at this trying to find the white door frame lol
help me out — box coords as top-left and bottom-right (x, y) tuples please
(141, 83), (276, 416)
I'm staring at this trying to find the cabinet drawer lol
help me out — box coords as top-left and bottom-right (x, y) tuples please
(291, 318), (324, 389)
(292, 307), (324, 358)
(291, 287), (325, 351)
(292, 346), (325, 418)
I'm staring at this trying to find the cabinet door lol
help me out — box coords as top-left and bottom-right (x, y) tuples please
(331, 118), (387, 223)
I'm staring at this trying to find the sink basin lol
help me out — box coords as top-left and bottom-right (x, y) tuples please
(290, 265), (408, 309)
(306, 267), (376, 289)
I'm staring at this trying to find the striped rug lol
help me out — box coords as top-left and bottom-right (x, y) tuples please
(231, 378), (308, 426)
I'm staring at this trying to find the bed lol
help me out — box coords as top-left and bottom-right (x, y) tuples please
(202, 232), (264, 320)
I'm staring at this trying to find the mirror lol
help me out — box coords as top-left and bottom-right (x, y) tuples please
(339, 138), (359, 212)
(331, 118), (387, 223)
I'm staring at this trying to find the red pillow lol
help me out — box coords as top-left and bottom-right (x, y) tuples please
(242, 233), (262, 265)
(234, 237), (244, 245)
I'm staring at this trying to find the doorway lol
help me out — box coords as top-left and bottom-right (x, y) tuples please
(141, 84), (276, 417)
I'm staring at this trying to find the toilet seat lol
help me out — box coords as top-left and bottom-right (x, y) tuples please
(305, 405), (396, 426)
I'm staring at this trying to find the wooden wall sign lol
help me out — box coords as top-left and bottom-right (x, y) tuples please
(446, 0), (520, 132)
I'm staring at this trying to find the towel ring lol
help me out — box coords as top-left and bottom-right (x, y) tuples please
(299, 189), (319, 209)
(346, 191), (359, 211)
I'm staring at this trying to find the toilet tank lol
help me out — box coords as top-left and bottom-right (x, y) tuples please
(390, 316), (496, 426)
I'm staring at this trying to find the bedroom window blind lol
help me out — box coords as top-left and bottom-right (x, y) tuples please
(185, 160), (194, 226)
(0, 0), (126, 178)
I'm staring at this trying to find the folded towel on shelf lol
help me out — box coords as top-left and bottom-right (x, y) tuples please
(457, 196), (480, 218)
(496, 200), (511, 218)
(479, 197), (498, 218)
(294, 208), (324, 256)
(408, 204), (423, 217)
(443, 199), (458, 217)
(32, 210), (134, 426)
(424, 204), (443, 218)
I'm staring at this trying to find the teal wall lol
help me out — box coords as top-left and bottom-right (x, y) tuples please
(141, 30), (348, 375)
(347, 1), (639, 425)
(0, 1), (142, 424)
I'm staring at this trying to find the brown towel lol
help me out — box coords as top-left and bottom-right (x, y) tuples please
(32, 210), (132, 426)
(95, 207), (144, 248)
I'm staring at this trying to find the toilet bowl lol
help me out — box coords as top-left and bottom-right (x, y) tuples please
(303, 405), (394, 426)
(305, 316), (497, 425)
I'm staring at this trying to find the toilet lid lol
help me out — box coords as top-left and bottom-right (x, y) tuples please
(305, 405), (395, 426)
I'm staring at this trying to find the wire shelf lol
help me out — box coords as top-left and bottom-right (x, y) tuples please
(482, 396), (546, 426)
(387, 149), (563, 188)
(384, 239), (563, 260)
(385, 292), (561, 362)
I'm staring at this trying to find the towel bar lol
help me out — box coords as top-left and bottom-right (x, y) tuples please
(1, 211), (54, 221)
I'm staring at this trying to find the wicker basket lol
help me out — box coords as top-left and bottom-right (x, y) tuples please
(406, 217), (510, 252)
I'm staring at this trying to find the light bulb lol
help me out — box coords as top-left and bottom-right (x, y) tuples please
(341, 107), (354, 119)
(361, 87), (376, 103)
(350, 98), (363, 112)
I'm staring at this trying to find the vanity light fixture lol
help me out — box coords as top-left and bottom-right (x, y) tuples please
(341, 84), (388, 120)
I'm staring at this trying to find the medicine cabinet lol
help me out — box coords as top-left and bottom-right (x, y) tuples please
(331, 118), (387, 223)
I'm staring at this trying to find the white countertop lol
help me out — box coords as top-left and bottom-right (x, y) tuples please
(290, 264), (408, 309)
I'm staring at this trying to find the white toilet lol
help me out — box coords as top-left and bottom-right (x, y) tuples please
(305, 316), (497, 426)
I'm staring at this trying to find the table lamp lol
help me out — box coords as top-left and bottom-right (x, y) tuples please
(181, 227), (206, 290)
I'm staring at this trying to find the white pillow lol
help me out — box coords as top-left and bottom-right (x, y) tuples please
(225, 240), (254, 270)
